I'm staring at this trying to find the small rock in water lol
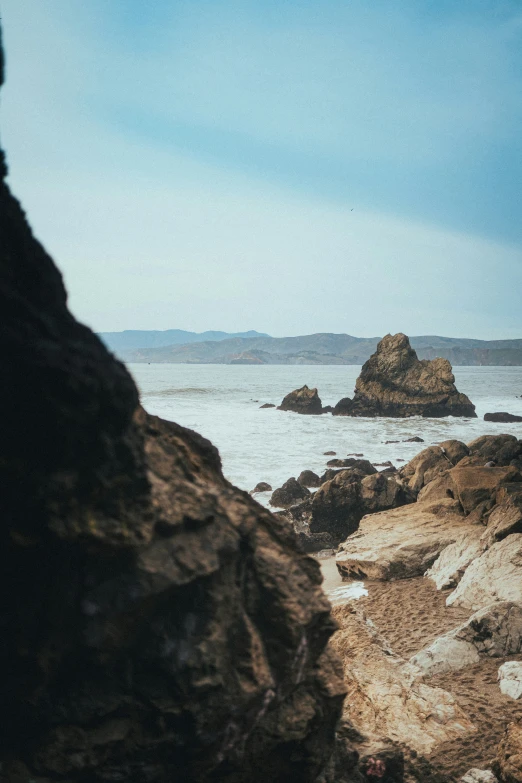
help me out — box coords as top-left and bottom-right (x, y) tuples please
(324, 450), (336, 455)
(396, 458), (405, 462)
(259, 403), (275, 408)
(385, 440), (400, 444)
(250, 482), (272, 494)
(484, 411), (522, 423)
(297, 470), (321, 488)
(404, 436), (424, 442)
(269, 478), (311, 508)
(347, 452), (364, 456)
(498, 661), (522, 700)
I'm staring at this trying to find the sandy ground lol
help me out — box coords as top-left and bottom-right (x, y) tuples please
(318, 559), (522, 780)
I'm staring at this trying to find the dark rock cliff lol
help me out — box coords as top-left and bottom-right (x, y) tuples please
(0, 30), (345, 782)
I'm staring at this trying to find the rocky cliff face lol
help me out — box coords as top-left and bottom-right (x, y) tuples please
(333, 333), (476, 418)
(0, 33), (345, 782)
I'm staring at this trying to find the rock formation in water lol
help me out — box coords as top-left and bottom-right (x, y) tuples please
(0, 33), (346, 782)
(278, 385), (325, 415)
(485, 412), (522, 423)
(332, 333), (477, 418)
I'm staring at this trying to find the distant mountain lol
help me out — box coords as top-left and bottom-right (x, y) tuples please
(107, 331), (522, 366)
(98, 329), (270, 353)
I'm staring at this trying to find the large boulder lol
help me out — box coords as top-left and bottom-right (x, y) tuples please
(269, 476), (311, 508)
(497, 719), (522, 783)
(297, 469), (321, 488)
(480, 488), (522, 548)
(410, 602), (522, 677)
(463, 435), (522, 467)
(447, 534), (522, 611)
(450, 465), (521, 516)
(332, 333), (476, 418)
(0, 36), (344, 782)
(278, 385), (324, 415)
(425, 528), (484, 590)
(336, 499), (477, 581)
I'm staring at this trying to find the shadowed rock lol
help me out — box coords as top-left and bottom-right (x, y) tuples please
(332, 333), (476, 418)
(278, 385), (324, 415)
(484, 412), (522, 423)
(0, 31), (345, 782)
(269, 477), (311, 508)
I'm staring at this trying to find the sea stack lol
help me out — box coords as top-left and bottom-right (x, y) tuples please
(333, 333), (476, 418)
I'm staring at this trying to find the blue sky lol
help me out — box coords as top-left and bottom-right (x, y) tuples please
(1, 0), (522, 337)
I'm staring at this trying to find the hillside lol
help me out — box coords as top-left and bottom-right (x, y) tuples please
(103, 331), (522, 365)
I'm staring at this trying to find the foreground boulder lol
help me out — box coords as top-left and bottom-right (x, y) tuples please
(0, 40), (344, 782)
(332, 333), (476, 418)
(278, 385), (324, 414)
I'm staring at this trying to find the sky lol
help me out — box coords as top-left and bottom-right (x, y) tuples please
(1, 0), (522, 339)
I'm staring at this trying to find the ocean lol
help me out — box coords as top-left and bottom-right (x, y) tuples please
(130, 363), (522, 496)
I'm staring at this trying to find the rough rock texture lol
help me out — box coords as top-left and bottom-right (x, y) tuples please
(298, 470), (321, 488)
(485, 412), (522, 423)
(0, 38), (345, 782)
(410, 602), (522, 677)
(459, 770), (498, 783)
(278, 385), (324, 415)
(310, 470), (414, 547)
(446, 535), (522, 611)
(326, 458), (376, 474)
(480, 490), (522, 549)
(450, 466), (521, 516)
(499, 663), (522, 701)
(332, 334), (476, 418)
(269, 477), (311, 508)
(336, 499), (476, 581)
(401, 441), (468, 494)
(463, 435), (522, 468)
(331, 604), (475, 758)
(425, 528), (484, 590)
(497, 719), (522, 783)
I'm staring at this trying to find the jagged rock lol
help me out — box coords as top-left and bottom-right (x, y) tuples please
(498, 662), (522, 700)
(336, 499), (476, 581)
(320, 468), (346, 484)
(425, 528), (484, 590)
(0, 37), (344, 782)
(332, 333), (476, 418)
(497, 719), (522, 783)
(447, 534), (522, 611)
(330, 604), (475, 758)
(410, 602), (522, 677)
(259, 402), (276, 408)
(480, 489), (522, 548)
(310, 471), (413, 546)
(269, 477), (311, 507)
(278, 385), (324, 415)
(298, 470), (321, 488)
(459, 770), (498, 783)
(462, 435), (522, 467)
(251, 481), (272, 493)
(326, 458), (376, 474)
(450, 465), (521, 515)
(400, 441), (468, 493)
(485, 412), (522, 423)
(404, 436), (425, 442)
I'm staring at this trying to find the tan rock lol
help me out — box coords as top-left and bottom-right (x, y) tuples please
(331, 604), (476, 757)
(481, 491), (522, 549)
(336, 498), (474, 581)
(410, 602), (522, 677)
(497, 719), (522, 783)
(450, 465), (521, 515)
(447, 534), (522, 611)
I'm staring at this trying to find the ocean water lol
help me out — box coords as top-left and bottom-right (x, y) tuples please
(129, 364), (522, 496)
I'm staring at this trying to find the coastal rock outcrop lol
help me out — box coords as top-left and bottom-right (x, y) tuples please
(278, 385), (324, 415)
(485, 412), (522, 423)
(251, 481), (272, 493)
(332, 333), (477, 418)
(0, 38), (345, 782)
(269, 476), (311, 507)
(298, 469), (321, 488)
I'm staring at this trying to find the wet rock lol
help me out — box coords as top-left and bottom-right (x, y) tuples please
(251, 481), (273, 493)
(331, 604), (475, 758)
(259, 402), (276, 408)
(485, 412), (522, 423)
(332, 333), (476, 418)
(0, 37), (344, 781)
(322, 405), (334, 414)
(336, 498), (474, 581)
(447, 534), (522, 611)
(410, 602), (522, 677)
(404, 436), (424, 442)
(347, 452), (364, 457)
(324, 450), (336, 456)
(278, 385), (324, 415)
(298, 470), (321, 488)
(463, 435), (522, 467)
(269, 477), (311, 508)
(498, 662), (522, 700)
(497, 719), (522, 783)
(320, 468), (346, 484)
(326, 458), (377, 474)
(385, 440), (400, 444)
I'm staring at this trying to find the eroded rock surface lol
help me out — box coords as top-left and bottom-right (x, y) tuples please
(269, 476), (311, 508)
(497, 719), (522, 783)
(0, 38), (344, 782)
(332, 334), (476, 418)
